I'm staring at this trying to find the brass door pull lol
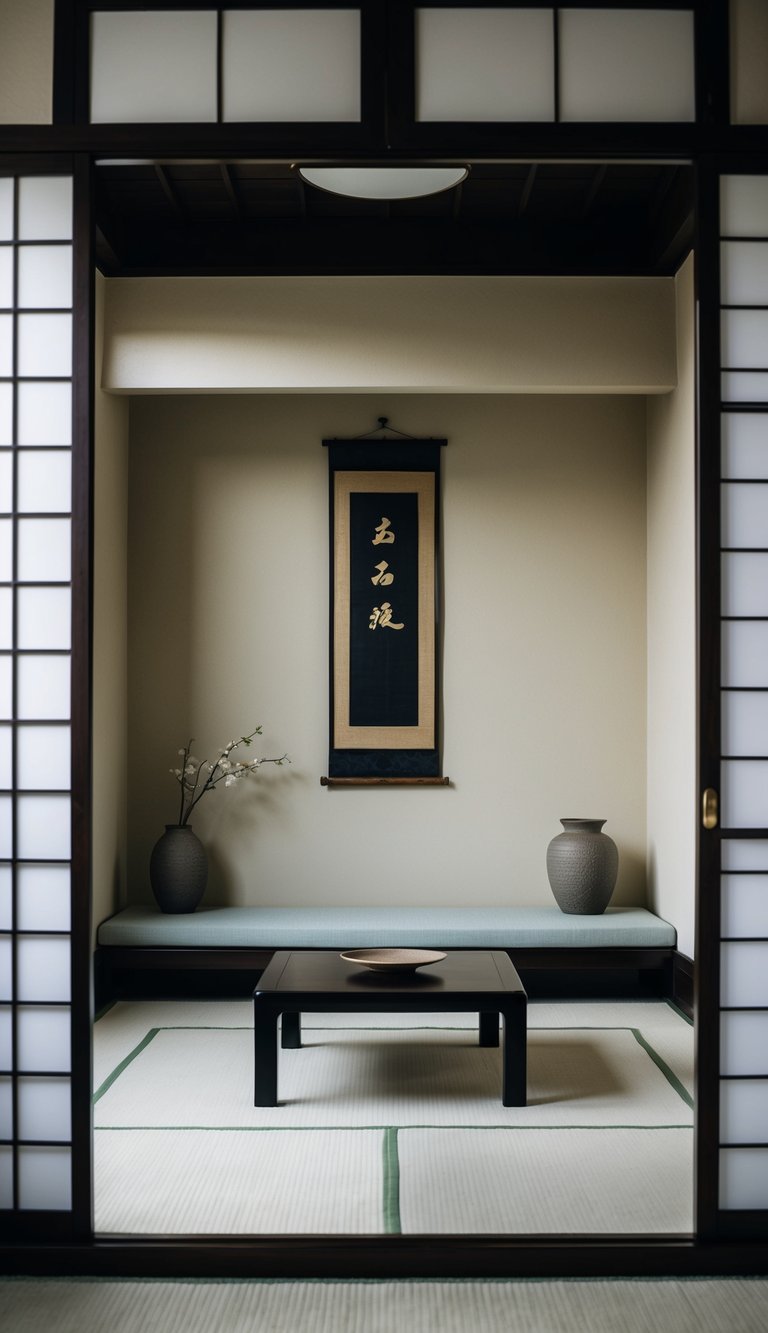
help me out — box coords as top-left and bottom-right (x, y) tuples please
(702, 788), (719, 830)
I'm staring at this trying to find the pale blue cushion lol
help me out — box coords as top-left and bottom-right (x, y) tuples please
(97, 905), (676, 949)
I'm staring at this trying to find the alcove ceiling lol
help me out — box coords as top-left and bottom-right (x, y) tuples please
(94, 159), (694, 278)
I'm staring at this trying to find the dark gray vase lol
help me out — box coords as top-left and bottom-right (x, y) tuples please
(149, 824), (207, 914)
(546, 818), (618, 915)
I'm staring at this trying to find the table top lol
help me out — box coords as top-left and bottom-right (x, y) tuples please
(254, 949), (525, 999)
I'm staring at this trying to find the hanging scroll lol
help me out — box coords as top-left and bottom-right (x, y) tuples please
(325, 437), (445, 781)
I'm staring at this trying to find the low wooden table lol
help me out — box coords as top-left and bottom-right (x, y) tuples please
(253, 949), (527, 1107)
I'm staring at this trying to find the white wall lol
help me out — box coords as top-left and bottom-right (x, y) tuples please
(126, 393), (648, 911)
(646, 255), (696, 958)
(92, 274), (130, 946)
(102, 275), (676, 395)
(0, 0), (53, 124)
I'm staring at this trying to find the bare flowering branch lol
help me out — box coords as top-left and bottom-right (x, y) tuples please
(167, 726), (290, 824)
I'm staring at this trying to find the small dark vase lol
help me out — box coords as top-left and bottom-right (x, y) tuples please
(149, 824), (207, 914)
(546, 818), (618, 915)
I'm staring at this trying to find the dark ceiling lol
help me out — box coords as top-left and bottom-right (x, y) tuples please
(94, 159), (694, 278)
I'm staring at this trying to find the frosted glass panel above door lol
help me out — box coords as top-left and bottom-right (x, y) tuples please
(416, 7), (554, 122)
(222, 9), (361, 122)
(90, 10), (218, 123)
(559, 8), (695, 122)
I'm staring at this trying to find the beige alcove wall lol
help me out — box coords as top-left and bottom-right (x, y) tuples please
(92, 264), (695, 958)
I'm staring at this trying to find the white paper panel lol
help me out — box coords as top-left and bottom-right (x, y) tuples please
(722, 874), (768, 937)
(415, 7), (554, 122)
(0, 654), (10, 720)
(0, 1006), (11, 1070)
(722, 413), (768, 477)
(722, 372), (768, 403)
(723, 621), (768, 688)
(17, 452), (71, 514)
(17, 519), (71, 583)
(17, 382), (71, 446)
(720, 1147), (768, 1208)
(722, 482), (768, 548)
(17, 246), (72, 311)
(0, 453), (12, 511)
(0, 725), (11, 789)
(721, 310), (768, 369)
(18, 1076), (71, 1141)
(0, 248), (12, 308)
(0, 1076), (11, 1137)
(17, 864), (70, 933)
(16, 936), (70, 1003)
(90, 10), (217, 123)
(16, 314), (72, 378)
(559, 8), (694, 123)
(723, 837), (768, 870)
(0, 936), (10, 1001)
(0, 315), (12, 377)
(0, 588), (10, 652)
(722, 552), (768, 616)
(17, 654), (70, 721)
(721, 940), (768, 1006)
(18, 1145), (71, 1210)
(223, 9), (361, 123)
(0, 1147), (12, 1209)
(721, 760), (768, 827)
(17, 178), (72, 242)
(0, 795), (11, 857)
(722, 691), (768, 755)
(17, 725), (71, 792)
(0, 384), (12, 445)
(0, 519), (11, 582)
(0, 864), (10, 930)
(16, 795), (71, 861)
(17, 1006), (71, 1074)
(720, 1079), (768, 1144)
(720, 241), (768, 306)
(0, 180), (13, 241)
(721, 176), (768, 238)
(722, 1011), (768, 1074)
(17, 587), (71, 650)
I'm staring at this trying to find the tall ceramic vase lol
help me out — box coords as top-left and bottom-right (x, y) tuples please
(546, 818), (618, 915)
(149, 824), (207, 914)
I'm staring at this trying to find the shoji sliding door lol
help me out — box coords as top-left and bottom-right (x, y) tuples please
(699, 168), (768, 1239)
(0, 164), (91, 1240)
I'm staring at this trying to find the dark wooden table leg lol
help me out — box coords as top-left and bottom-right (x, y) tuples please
(501, 1001), (527, 1107)
(253, 998), (279, 1106)
(281, 1010), (301, 1049)
(479, 1010), (499, 1046)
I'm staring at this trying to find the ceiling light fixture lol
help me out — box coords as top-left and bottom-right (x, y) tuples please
(296, 165), (469, 201)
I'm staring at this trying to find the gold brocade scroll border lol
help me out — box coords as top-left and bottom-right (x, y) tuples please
(334, 471), (435, 750)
